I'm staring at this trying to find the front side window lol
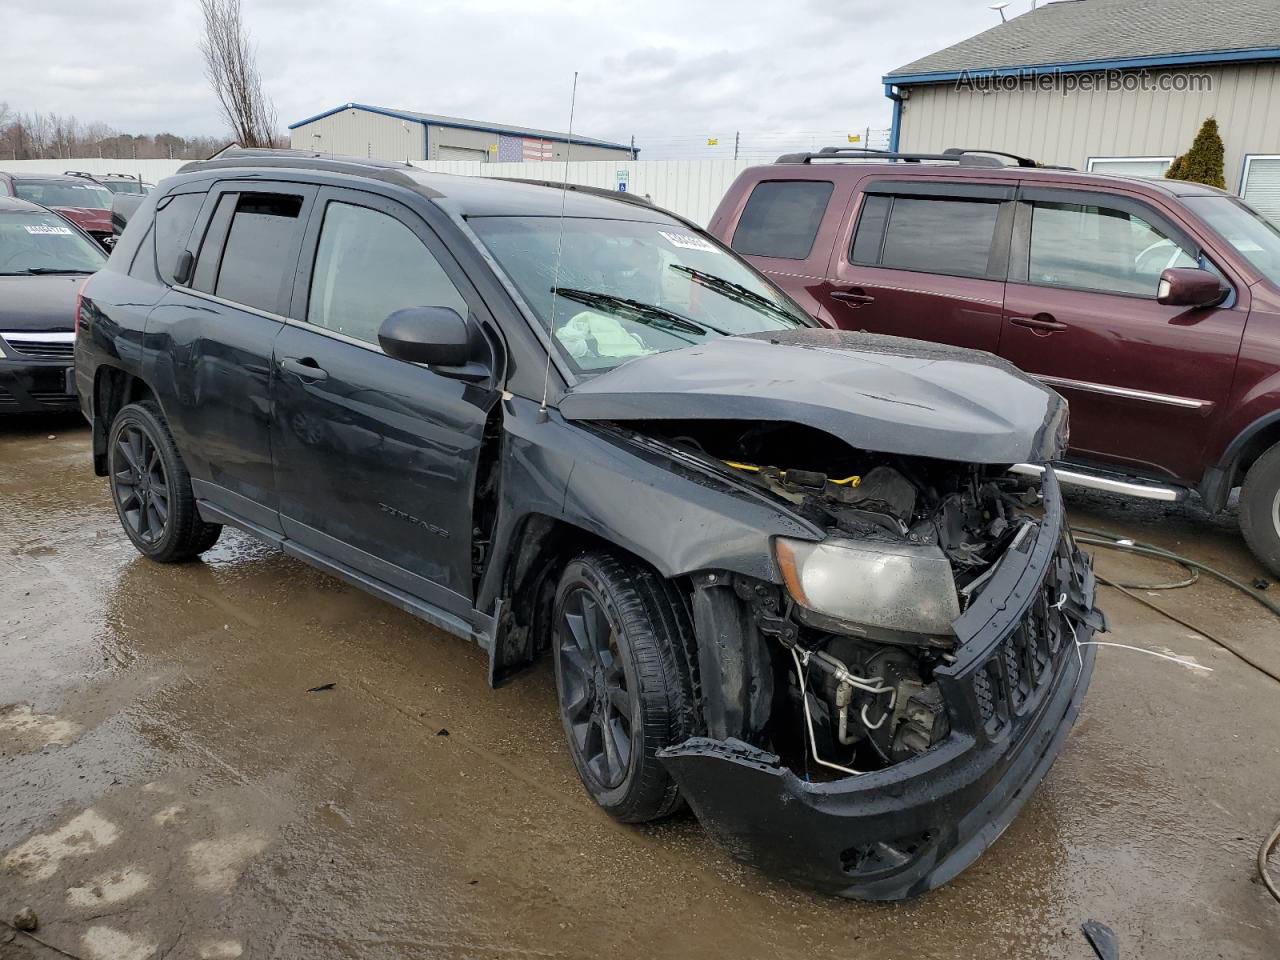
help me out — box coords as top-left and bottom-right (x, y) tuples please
(306, 201), (467, 345)
(0, 209), (107, 275)
(13, 180), (113, 210)
(852, 194), (1002, 278)
(731, 180), (834, 260)
(154, 193), (205, 284)
(471, 216), (809, 375)
(1028, 201), (1196, 296)
(212, 192), (304, 312)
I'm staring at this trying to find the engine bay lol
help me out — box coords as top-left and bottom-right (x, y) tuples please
(618, 418), (1047, 777)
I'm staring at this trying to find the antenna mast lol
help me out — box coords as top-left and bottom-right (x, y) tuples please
(539, 71), (578, 416)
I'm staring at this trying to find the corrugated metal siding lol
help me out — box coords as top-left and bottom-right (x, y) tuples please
(898, 63), (1280, 192)
(1242, 156), (1280, 221)
(291, 108), (425, 160)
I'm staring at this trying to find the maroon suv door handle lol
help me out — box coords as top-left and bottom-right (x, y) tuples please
(830, 290), (876, 306)
(1009, 314), (1068, 334)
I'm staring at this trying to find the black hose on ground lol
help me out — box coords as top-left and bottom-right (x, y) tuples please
(1069, 525), (1280, 904)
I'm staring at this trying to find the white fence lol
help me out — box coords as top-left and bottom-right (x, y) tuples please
(0, 157), (757, 226)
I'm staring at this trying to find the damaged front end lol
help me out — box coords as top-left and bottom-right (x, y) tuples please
(558, 331), (1103, 899)
(622, 419), (1101, 900)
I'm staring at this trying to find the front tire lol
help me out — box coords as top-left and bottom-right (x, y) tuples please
(552, 551), (697, 823)
(107, 402), (222, 563)
(1240, 441), (1280, 578)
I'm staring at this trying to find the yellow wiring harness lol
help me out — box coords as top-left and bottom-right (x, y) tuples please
(723, 460), (861, 487)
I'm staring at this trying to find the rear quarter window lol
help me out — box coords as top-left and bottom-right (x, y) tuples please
(731, 180), (833, 260)
(154, 193), (205, 284)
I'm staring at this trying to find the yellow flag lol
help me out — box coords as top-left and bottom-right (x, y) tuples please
(847, 134), (861, 143)
(707, 138), (719, 146)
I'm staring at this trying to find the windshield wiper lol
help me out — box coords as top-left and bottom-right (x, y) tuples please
(553, 287), (731, 337)
(669, 265), (802, 325)
(4, 267), (96, 275)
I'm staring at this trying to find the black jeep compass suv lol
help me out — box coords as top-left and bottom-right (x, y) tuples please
(75, 148), (1103, 899)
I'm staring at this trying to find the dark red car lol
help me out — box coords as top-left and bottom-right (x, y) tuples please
(710, 148), (1280, 575)
(0, 171), (115, 250)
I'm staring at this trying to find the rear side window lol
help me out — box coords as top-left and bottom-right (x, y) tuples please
(306, 201), (467, 346)
(731, 180), (833, 260)
(212, 193), (304, 312)
(154, 193), (204, 284)
(852, 195), (1002, 278)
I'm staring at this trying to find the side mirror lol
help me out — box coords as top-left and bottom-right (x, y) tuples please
(173, 250), (194, 286)
(1157, 267), (1228, 308)
(378, 306), (471, 366)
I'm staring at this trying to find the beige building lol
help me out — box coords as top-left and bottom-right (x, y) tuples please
(883, 0), (1280, 219)
(288, 103), (634, 165)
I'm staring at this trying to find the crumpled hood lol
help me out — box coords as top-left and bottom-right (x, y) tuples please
(558, 329), (1068, 464)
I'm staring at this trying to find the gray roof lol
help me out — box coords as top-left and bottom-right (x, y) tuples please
(288, 102), (630, 150)
(888, 0), (1280, 79)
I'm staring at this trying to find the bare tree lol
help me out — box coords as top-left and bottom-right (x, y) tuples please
(198, 0), (278, 148)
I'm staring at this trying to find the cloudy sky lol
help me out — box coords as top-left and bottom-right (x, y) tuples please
(5, 0), (1004, 159)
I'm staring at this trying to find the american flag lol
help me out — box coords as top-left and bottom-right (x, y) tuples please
(498, 135), (555, 162)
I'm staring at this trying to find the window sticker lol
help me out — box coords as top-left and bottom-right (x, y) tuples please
(24, 224), (74, 236)
(659, 230), (718, 253)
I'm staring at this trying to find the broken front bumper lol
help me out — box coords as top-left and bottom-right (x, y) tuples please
(659, 469), (1103, 900)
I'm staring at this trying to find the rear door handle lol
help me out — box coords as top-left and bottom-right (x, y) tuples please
(280, 357), (328, 382)
(830, 290), (876, 306)
(1010, 314), (1067, 334)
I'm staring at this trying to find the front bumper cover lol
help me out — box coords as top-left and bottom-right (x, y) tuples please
(659, 469), (1103, 900)
(0, 358), (78, 414)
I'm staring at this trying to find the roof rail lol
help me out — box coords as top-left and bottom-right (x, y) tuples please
(64, 170), (102, 181)
(774, 146), (1074, 170)
(940, 148), (1074, 170)
(775, 147), (1003, 167)
(494, 178), (654, 208)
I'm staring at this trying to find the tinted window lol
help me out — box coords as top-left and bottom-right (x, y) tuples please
(1028, 201), (1196, 296)
(850, 194), (891, 264)
(731, 180), (833, 260)
(154, 193), (204, 284)
(13, 180), (113, 210)
(307, 201), (466, 345)
(213, 193), (304, 312)
(869, 196), (1001, 278)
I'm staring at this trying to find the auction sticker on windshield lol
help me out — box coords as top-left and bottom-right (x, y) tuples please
(659, 230), (718, 253)
(25, 224), (73, 236)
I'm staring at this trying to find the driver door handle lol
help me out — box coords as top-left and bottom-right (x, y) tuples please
(830, 289), (876, 305)
(1010, 314), (1068, 334)
(280, 356), (329, 382)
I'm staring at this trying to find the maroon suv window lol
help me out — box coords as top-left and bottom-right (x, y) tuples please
(731, 180), (833, 260)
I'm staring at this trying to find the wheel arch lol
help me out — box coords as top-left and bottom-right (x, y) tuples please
(91, 365), (159, 475)
(1201, 410), (1280, 512)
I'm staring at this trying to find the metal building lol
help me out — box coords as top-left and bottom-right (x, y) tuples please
(883, 0), (1280, 218)
(288, 103), (634, 164)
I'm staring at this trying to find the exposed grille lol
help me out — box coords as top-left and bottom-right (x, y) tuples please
(0, 387), (16, 406)
(31, 391), (75, 404)
(971, 569), (1072, 735)
(2, 336), (75, 360)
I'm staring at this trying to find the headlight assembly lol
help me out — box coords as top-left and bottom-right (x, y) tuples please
(774, 536), (961, 636)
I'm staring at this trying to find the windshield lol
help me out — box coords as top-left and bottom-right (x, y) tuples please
(471, 216), (810, 375)
(0, 210), (108, 275)
(1184, 195), (1280, 286)
(104, 180), (150, 195)
(13, 180), (113, 210)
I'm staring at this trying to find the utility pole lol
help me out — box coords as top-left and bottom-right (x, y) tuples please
(629, 134), (636, 160)
(733, 131), (740, 161)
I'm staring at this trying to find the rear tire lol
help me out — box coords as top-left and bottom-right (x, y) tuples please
(1239, 441), (1280, 578)
(107, 402), (222, 563)
(551, 551), (696, 823)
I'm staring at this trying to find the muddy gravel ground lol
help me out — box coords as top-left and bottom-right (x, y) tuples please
(2, 414), (1279, 959)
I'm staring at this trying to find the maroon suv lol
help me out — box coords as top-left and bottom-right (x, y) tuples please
(710, 148), (1280, 575)
(0, 172), (115, 250)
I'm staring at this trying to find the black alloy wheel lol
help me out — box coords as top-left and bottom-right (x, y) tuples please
(111, 423), (170, 545)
